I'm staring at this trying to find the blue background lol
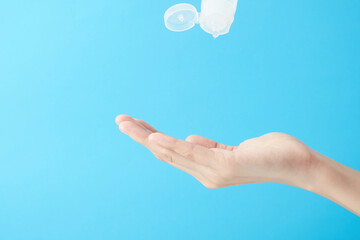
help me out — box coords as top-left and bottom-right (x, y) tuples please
(1, 0), (360, 239)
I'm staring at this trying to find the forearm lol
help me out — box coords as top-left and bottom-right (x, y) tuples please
(304, 151), (360, 216)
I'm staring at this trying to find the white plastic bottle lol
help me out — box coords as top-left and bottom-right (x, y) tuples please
(164, 0), (238, 38)
(200, 0), (238, 37)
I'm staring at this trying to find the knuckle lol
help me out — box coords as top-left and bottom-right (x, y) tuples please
(216, 143), (228, 150)
(155, 148), (175, 164)
(178, 142), (194, 159)
(153, 151), (174, 164)
(183, 150), (193, 159)
(164, 154), (174, 164)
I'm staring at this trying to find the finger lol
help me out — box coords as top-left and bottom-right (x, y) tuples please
(134, 118), (159, 133)
(119, 120), (152, 146)
(116, 114), (141, 125)
(151, 146), (209, 181)
(119, 119), (201, 172)
(117, 117), (215, 182)
(115, 115), (159, 133)
(153, 146), (225, 188)
(149, 132), (215, 167)
(186, 135), (237, 151)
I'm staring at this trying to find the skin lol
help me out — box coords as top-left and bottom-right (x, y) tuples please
(115, 114), (360, 216)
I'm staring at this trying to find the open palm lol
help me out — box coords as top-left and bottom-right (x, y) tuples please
(116, 115), (315, 189)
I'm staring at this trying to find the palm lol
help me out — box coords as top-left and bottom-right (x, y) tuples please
(232, 133), (313, 185)
(116, 115), (313, 188)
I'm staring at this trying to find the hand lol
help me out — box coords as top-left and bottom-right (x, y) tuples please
(115, 115), (315, 189)
(115, 114), (360, 215)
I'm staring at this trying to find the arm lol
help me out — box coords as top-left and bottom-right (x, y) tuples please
(307, 151), (360, 215)
(115, 114), (360, 216)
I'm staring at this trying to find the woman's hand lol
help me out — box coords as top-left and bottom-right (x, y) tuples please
(115, 114), (360, 216)
(115, 114), (315, 188)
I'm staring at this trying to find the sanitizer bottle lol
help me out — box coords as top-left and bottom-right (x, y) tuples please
(164, 0), (238, 38)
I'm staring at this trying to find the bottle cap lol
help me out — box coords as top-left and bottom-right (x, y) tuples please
(164, 3), (199, 32)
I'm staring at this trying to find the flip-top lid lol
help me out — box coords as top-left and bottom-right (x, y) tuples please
(164, 3), (199, 32)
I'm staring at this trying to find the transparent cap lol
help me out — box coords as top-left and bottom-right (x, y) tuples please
(164, 3), (199, 32)
(164, 0), (238, 38)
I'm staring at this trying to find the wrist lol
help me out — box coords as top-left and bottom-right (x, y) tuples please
(274, 149), (345, 193)
(274, 148), (324, 191)
(299, 150), (360, 215)
(299, 150), (331, 192)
